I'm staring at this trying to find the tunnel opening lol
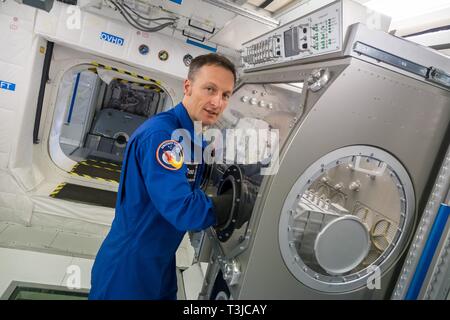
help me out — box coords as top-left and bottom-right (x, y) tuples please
(53, 65), (172, 167)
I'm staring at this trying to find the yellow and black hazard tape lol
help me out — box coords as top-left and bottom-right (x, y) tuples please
(90, 61), (162, 86)
(70, 162), (81, 174)
(88, 67), (161, 92)
(49, 182), (67, 197)
(85, 159), (121, 168)
(80, 161), (122, 173)
(68, 171), (119, 184)
(118, 79), (161, 92)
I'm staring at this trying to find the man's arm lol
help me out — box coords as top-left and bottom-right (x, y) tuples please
(138, 130), (218, 231)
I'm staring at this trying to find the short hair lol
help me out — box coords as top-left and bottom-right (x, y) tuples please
(188, 53), (236, 84)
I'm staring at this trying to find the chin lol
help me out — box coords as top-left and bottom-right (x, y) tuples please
(201, 116), (217, 126)
(202, 120), (215, 126)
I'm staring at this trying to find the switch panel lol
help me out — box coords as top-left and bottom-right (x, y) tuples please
(241, 0), (362, 71)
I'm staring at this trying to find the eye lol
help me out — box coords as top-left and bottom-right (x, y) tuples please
(223, 94), (230, 100)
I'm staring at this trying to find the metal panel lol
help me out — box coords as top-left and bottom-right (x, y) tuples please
(236, 59), (450, 299)
(345, 23), (450, 91)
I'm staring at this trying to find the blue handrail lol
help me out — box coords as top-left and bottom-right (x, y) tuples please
(405, 203), (450, 299)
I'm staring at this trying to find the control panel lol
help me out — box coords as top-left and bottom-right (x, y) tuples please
(242, 1), (342, 71)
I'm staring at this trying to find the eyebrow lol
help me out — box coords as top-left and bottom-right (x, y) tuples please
(204, 82), (232, 95)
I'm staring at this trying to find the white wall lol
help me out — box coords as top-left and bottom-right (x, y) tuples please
(34, 1), (222, 81)
(0, 1), (41, 224)
(0, 0), (205, 228)
(0, 1), (39, 170)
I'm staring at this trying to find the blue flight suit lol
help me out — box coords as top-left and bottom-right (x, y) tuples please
(89, 103), (217, 300)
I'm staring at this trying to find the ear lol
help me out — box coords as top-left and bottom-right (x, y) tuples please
(183, 79), (192, 96)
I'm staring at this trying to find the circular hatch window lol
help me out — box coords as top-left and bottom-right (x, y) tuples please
(279, 146), (415, 292)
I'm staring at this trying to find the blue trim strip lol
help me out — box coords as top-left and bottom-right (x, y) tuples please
(170, 0), (183, 4)
(186, 39), (217, 52)
(67, 73), (81, 124)
(405, 203), (450, 300)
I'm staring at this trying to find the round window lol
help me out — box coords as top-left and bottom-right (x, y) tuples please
(279, 146), (415, 292)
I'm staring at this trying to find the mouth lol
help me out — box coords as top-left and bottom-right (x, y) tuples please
(204, 108), (219, 117)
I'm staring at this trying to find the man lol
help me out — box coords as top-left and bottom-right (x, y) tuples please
(89, 53), (235, 300)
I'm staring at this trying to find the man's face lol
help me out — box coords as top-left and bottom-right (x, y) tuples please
(183, 64), (235, 126)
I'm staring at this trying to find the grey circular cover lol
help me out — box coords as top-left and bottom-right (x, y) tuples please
(314, 215), (370, 275)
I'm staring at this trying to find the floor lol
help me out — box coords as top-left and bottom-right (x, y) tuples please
(0, 221), (104, 259)
(0, 246), (92, 297)
(0, 221), (198, 299)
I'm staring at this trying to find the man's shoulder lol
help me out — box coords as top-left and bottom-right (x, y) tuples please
(132, 109), (179, 142)
(147, 110), (178, 130)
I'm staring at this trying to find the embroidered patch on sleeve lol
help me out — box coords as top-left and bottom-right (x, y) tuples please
(156, 140), (184, 170)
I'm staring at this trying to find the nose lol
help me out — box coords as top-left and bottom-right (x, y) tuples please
(210, 92), (222, 108)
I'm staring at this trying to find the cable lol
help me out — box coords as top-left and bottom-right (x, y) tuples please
(114, 1), (175, 25)
(121, 2), (177, 22)
(112, 0), (174, 32)
(109, 0), (175, 32)
(109, 1), (151, 31)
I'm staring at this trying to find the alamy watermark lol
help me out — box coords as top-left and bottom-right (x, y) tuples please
(172, 120), (280, 175)
(66, 5), (81, 30)
(366, 265), (381, 290)
(66, 264), (81, 290)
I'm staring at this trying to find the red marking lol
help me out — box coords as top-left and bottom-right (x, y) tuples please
(164, 151), (174, 163)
